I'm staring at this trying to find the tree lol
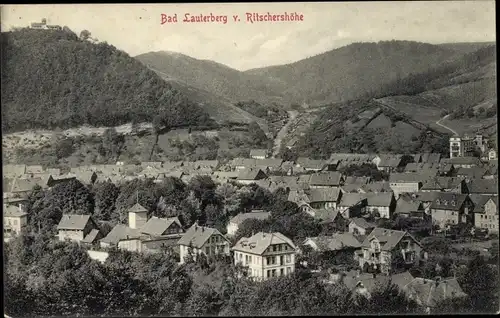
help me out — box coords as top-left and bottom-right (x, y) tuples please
(92, 181), (119, 221)
(247, 121), (268, 147)
(79, 29), (91, 40)
(55, 137), (74, 159)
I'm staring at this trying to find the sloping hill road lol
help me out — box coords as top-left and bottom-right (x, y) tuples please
(436, 115), (459, 136)
(272, 110), (298, 157)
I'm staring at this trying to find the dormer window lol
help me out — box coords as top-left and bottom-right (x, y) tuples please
(451, 201), (456, 206)
(436, 199), (440, 205)
(443, 200), (448, 206)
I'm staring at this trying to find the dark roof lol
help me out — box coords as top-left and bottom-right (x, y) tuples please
(100, 224), (141, 245)
(455, 167), (487, 179)
(466, 179), (498, 195)
(395, 198), (424, 214)
(308, 188), (342, 203)
(296, 158), (327, 170)
(421, 177), (464, 191)
(177, 224), (227, 248)
(57, 214), (93, 230)
(430, 193), (469, 211)
(81, 229), (100, 244)
(364, 192), (394, 207)
(339, 193), (367, 207)
(345, 176), (371, 185)
(255, 159), (283, 169)
(362, 227), (420, 251)
(377, 154), (403, 168)
(128, 203), (148, 213)
(309, 172), (342, 186)
(443, 157), (482, 166)
(405, 162), (440, 172)
(361, 182), (392, 193)
(3, 205), (28, 217)
(237, 168), (267, 180)
(140, 217), (182, 236)
(315, 209), (341, 222)
(229, 211), (271, 225)
(469, 194), (496, 213)
(414, 153), (441, 164)
(389, 173), (429, 183)
(349, 217), (375, 229)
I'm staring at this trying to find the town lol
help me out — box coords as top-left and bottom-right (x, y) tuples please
(3, 132), (498, 315)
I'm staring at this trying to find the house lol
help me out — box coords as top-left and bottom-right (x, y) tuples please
(255, 159), (283, 172)
(348, 218), (375, 236)
(99, 224), (141, 249)
(404, 162), (439, 173)
(344, 176), (371, 185)
(227, 210), (271, 236)
(442, 157), (482, 169)
(295, 158), (328, 172)
(309, 172), (343, 188)
(389, 173), (429, 198)
(315, 209), (349, 233)
(357, 228), (424, 274)
(47, 175), (77, 187)
(488, 149), (497, 160)
(250, 149), (269, 160)
(400, 192), (439, 215)
(230, 158), (257, 170)
(303, 233), (362, 255)
(395, 197), (426, 219)
(57, 214), (101, 243)
(455, 167), (487, 181)
(307, 188), (343, 210)
(361, 182), (392, 193)
(25, 165), (44, 174)
(341, 270), (414, 298)
(3, 164), (27, 178)
(483, 160), (498, 179)
(9, 178), (45, 197)
(3, 204), (28, 239)
(374, 154), (403, 173)
(236, 168), (268, 185)
(363, 192), (396, 219)
(414, 153), (441, 164)
(420, 177), (467, 193)
(465, 179), (498, 196)
(139, 216), (185, 253)
(471, 195), (498, 234)
(403, 277), (467, 313)
(178, 224), (230, 263)
(430, 193), (474, 229)
(232, 232), (297, 280)
(337, 193), (368, 219)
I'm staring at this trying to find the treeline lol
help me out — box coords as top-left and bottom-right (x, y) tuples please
(4, 233), (426, 317)
(1, 28), (213, 132)
(367, 45), (496, 99)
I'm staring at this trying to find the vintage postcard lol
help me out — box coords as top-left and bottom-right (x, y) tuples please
(1, 2), (498, 317)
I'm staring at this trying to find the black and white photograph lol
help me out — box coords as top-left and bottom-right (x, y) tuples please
(1, 2), (498, 316)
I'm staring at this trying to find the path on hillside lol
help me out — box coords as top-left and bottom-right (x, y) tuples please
(436, 115), (459, 136)
(272, 110), (298, 158)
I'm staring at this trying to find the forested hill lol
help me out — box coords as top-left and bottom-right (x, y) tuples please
(244, 40), (465, 105)
(1, 28), (213, 133)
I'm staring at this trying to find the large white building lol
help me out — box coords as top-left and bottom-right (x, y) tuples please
(232, 232), (297, 280)
(449, 134), (488, 158)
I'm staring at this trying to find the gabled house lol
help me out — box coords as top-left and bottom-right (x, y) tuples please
(403, 277), (467, 313)
(250, 149), (269, 160)
(471, 195), (498, 234)
(3, 204), (28, 239)
(139, 216), (185, 253)
(413, 153), (441, 164)
(404, 162), (440, 173)
(361, 182), (392, 193)
(295, 158), (328, 172)
(230, 158), (257, 171)
(232, 232), (297, 280)
(389, 173), (430, 198)
(465, 179), (498, 196)
(227, 210), (271, 236)
(337, 193), (368, 219)
(57, 214), (102, 244)
(348, 218), (375, 236)
(421, 177), (467, 193)
(315, 209), (349, 233)
(236, 168), (268, 185)
(303, 233), (362, 256)
(442, 157), (482, 169)
(307, 188), (343, 210)
(178, 224), (230, 263)
(255, 159), (284, 172)
(395, 197), (426, 219)
(455, 167), (487, 181)
(363, 192), (397, 219)
(3, 164), (27, 178)
(309, 172), (343, 189)
(430, 193), (474, 229)
(374, 154), (404, 173)
(357, 228), (424, 274)
(483, 160), (498, 179)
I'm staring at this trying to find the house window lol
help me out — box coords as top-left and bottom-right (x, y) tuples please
(267, 270), (271, 278)
(278, 244), (283, 252)
(280, 268), (284, 276)
(273, 245), (277, 252)
(272, 269), (277, 277)
(249, 256), (252, 264)
(287, 267), (291, 275)
(205, 247), (210, 254)
(267, 257), (272, 265)
(13, 220), (17, 225)
(286, 254), (291, 263)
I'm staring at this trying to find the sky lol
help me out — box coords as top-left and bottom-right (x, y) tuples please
(1, 2), (496, 71)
